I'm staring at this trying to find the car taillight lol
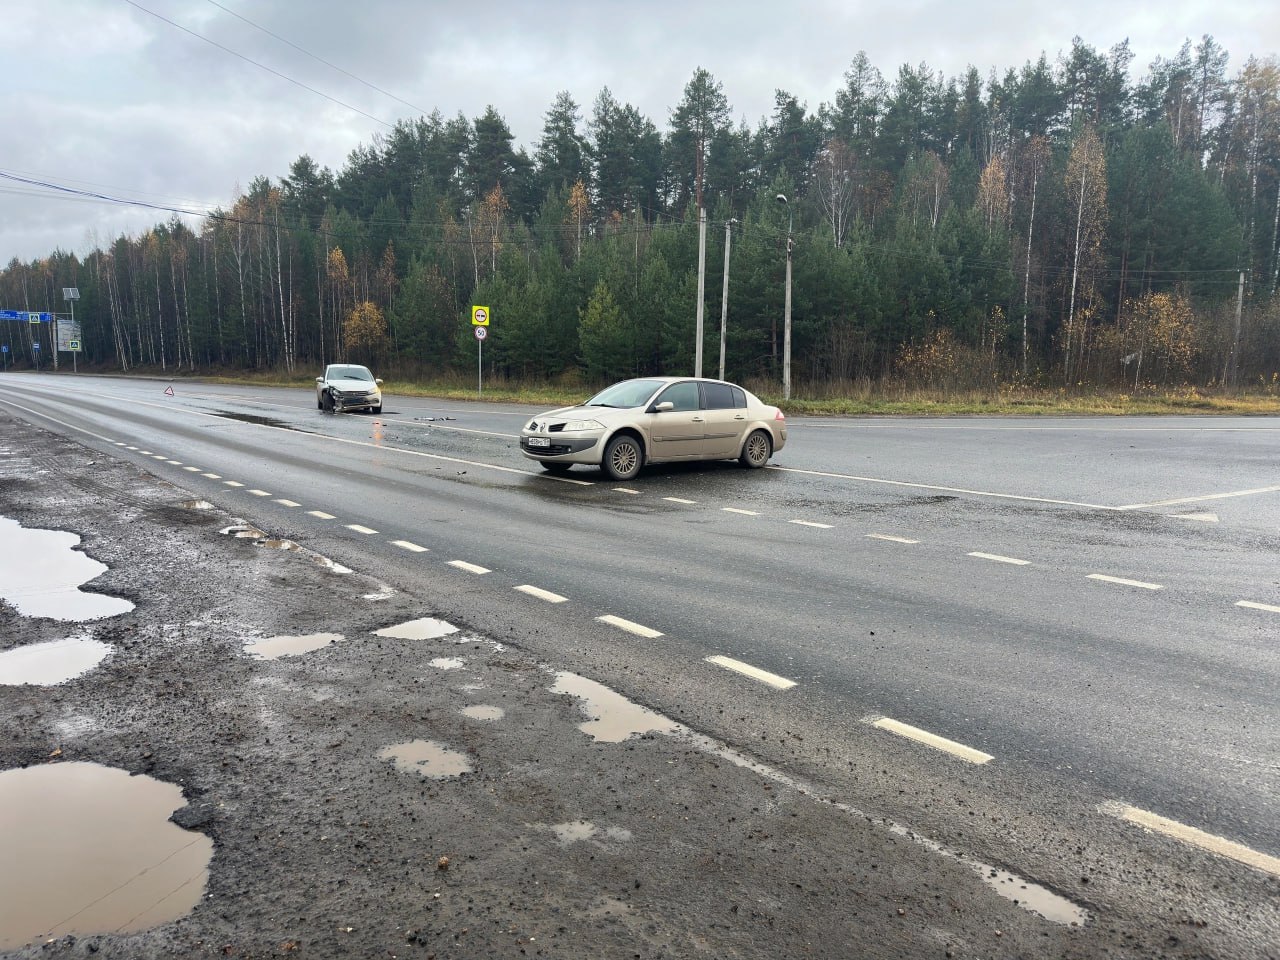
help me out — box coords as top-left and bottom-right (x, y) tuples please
(774, 409), (785, 421)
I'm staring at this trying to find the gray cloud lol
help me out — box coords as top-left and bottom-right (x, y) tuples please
(4, 0), (1275, 263)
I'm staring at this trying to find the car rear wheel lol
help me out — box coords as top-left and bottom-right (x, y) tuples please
(602, 434), (642, 481)
(740, 430), (771, 468)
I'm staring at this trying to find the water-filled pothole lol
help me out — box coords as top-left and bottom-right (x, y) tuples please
(0, 516), (134, 621)
(0, 637), (112, 685)
(373, 617), (459, 640)
(377, 740), (471, 778)
(0, 762), (213, 950)
(243, 633), (344, 660)
(460, 704), (504, 721)
(430, 657), (464, 671)
(549, 820), (633, 846)
(550, 672), (680, 743)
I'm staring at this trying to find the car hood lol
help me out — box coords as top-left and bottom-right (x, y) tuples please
(329, 377), (378, 391)
(528, 404), (637, 427)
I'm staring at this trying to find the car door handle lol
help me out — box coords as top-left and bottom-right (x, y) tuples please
(691, 416), (704, 422)
(733, 414), (746, 420)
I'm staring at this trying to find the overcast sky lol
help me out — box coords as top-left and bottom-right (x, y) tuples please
(4, 0), (1277, 267)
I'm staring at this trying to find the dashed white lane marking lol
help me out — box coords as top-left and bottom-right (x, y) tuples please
(165, 460), (182, 465)
(1088, 573), (1163, 591)
(139, 450), (153, 455)
(448, 560), (491, 575)
(183, 466), (201, 472)
(126, 446), (139, 451)
(274, 499), (300, 507)
(596, 615), (663, 638)
(151, 454), (166, 460)
(663, 497), (697, 504)
(1237, 600), (1280, 614)
(613, 487), (640, 495)
(868, 717), (994, 765)
(346, 524), (378, 535)
(308, 510), (336, 520)
(1100, 802), (1280, 878)
(516, 585), (569, 603)
(968, 551), (1031, 566)
(223, 480), (244, 488)
(248, 489), (271, 497)
(705, 655), (796, 690)
(790, 519), (832, 529)
(867, 533), (919, 544)
(722, 507), (759, 516)
(1116, 484), (1280, 510)
(113, 442), (126, 446)
(202, 472), (221, 479)
(391, 540), (428, 553)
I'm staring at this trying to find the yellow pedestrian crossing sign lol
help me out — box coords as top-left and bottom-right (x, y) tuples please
(471, 305), (490, 326)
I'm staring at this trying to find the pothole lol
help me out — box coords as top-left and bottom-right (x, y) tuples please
(550, 672), (681, 743)
(0, 516), (135, 621)
(0, 762), (213, 950)
(0, 637), (112, 685)
(373, 617), (459, 640)
(377, 740), (471, 778)
(243, 633), (344, 661)
(460, 704), (504, 721)
(547, 821), (633, 846)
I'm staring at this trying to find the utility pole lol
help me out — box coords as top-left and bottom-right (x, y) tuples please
(777, 194), (793, 400)
(1228, 270), (1245, 388)
(718, 219), (736, 381)
(694, 141), (707, 378)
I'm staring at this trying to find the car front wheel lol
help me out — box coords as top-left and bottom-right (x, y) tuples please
(740, 430), (772, 468)
(602, 434), (642, 481)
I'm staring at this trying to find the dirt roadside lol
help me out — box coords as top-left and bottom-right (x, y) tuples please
(0, 411), (1202, 959)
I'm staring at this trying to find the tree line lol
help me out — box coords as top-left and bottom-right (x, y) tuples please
(3, 36), (1279, 394)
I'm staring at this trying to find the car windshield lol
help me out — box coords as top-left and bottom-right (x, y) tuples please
(328, 365), (373, 382)
(585, 379), (664, 408)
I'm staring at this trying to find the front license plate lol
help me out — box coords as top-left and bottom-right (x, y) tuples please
(527, 437), (550, 448)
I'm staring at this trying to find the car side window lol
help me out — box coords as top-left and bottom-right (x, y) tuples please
(653, 382), (700, 412)
(731, 386), (747, 408)
(702, 382), (736, 410)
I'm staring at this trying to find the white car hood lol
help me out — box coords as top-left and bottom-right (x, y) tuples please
(329, 377), (377, 391)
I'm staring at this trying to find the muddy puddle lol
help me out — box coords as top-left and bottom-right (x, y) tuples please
(549, 821), (633, 846)
(0, 762), (213, 950)
(373, 617), (459, 640)
(180, 499), (215, 511)
(243, 633), (344, 660)
(0, 637), (112, 685)
(0, 516), (134, 621)
(550, 672), (681, 743)
(460, 704), (504, 721)
(377, 740), (472, 778)
(213, 411), (300, 430)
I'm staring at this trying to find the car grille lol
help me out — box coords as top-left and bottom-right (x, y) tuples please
(523, 440), (573, 456)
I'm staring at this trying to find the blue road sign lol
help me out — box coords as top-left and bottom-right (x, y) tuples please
(1, 345), (7, 354)
(0, 310), (51, 322)
(32, 342), (40, 350)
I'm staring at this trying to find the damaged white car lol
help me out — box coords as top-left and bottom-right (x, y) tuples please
(316, 364), (383, 413)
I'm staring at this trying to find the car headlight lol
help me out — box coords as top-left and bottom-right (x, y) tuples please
(560, 419), (604, 432)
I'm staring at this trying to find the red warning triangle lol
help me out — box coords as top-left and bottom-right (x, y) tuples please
(164, 385), (174, 396)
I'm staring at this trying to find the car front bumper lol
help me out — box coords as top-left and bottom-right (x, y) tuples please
(519, 435), (601, 462)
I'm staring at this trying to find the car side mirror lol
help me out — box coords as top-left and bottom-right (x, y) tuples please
(653, 401), (674, 412)
(375, 379), (383, 385)
(315, 377), (323, 383)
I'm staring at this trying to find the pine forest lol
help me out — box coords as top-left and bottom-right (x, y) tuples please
(4, 38), (1280, 398)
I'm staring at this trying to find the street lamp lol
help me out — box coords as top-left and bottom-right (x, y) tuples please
(718, 218), (737, 381)
(776, 194), (793, 400)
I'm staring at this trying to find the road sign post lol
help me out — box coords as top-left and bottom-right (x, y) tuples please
(471, 306), (491, 397)
(63, 288), (80, 373)
(1, 345), (7, 372)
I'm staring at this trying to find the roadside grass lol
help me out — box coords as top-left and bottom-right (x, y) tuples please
(98, 366), (1280, 416)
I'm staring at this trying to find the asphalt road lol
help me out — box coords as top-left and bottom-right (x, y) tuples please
(3, 370), (1279, 945)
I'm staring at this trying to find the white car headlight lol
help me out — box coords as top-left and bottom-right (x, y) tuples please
(561, 419), (604, 432)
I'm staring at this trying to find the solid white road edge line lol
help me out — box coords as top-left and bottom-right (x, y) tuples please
(705, 655), (796, 690)
(1115, 484), (1280, 510)
(868, 717), (994, 765)
(968, 551), (1031, 566)
(595, 615), (663, 638)
(867, 533), (919, 544)
(448, 560), (491, 575)
(1100, 802), (1280, 878)
(516, 585), (569, 603)
(391, 540), (428, 553)
(1237, 599), (1280, 613)
(1087, 573), (1163, 590)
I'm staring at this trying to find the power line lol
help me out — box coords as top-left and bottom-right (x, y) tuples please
(203, 0), (431, 117)
(121, 0), (394, 130)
